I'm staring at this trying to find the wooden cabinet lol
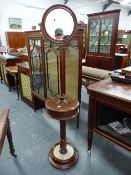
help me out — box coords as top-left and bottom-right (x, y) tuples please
(5, 32), (26, 48)
(88, 78), (131, 152)
(85, 9), (120, 70)
(26, 31), (82, 110)
(78, 22), (87, 58)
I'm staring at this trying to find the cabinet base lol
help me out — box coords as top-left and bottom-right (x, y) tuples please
(48, 142), (79, 169)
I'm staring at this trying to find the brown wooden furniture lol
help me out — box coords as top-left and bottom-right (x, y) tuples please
(9, 52), (29, 62)
(0, 54), (20, 85)
(115, 53), (129, 69)
(45, 95), (79, 169)
(18, 62), (33, 108)
(0, 109), (16, 157)
(128, 38), (131, 65)
(26, 6), (82, 128)
(5, 66), (19, 100)
(88, 78), (131, 152)
(117, 30), (131, 51)
(115, 44), (128, 53)
(5, 32), (26, 48)
(85, 9), (120, 70)
(18, 62), (43, 110)
(78, 22), (87, 59)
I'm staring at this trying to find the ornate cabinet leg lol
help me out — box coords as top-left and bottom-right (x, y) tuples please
(6, 118), (17, 157)
(77, 114), (79, 129)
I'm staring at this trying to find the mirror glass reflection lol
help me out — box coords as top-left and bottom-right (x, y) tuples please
(45, 8), (74, 40)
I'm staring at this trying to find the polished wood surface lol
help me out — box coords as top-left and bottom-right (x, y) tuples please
(0, 109), (16, 157)
(45, 95), (79, 120)
(89, 78), (131, 101)
(5, 66), (18, 73)
(88, 78), (131, 152)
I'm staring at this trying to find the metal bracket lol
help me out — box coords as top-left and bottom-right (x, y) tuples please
(64, 0), (68, 5)
(103, 0), (120, 11)
(128, 10), (131, 16)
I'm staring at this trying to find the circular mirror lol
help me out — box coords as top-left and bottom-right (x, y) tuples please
(41, 4), (77, 44)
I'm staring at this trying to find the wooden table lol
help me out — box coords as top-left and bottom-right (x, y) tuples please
(88, 78), (131, 152)
(0, 109), (16, 157)
(5, 66), (19, 100)
(0, 54), (20, 84)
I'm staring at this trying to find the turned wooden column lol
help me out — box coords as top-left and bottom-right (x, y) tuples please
(45, 95), (79, 169)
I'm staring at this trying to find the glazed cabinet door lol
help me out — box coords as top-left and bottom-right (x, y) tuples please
(44, 40), (60, 98)
(28, 38), (46, 98)
(86, 10), (120, 70)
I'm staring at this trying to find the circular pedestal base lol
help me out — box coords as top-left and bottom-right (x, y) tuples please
(48, 143), (79, 169)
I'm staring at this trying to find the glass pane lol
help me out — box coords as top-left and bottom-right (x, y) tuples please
(29, 39), (45, 97)
(100, 18), (113, 53)
(89, 19), (100, 52)
(44, 40), (60, 98)
(65, 39), (79, 99)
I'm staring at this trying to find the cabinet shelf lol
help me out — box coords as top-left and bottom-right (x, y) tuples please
(98, 121), (131, 147)
(88, 78), (131, 152)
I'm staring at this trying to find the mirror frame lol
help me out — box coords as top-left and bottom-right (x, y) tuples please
(41, 4), (77, 44)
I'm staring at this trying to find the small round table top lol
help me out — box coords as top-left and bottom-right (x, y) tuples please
(45, 95), (79, 120)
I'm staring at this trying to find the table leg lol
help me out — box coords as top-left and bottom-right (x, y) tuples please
(88, 130), (93, 153)
(14, 76), (19, 100)
(6, 118), (17, 157)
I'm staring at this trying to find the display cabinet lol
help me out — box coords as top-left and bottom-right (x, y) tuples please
(85, 9), (120, 70)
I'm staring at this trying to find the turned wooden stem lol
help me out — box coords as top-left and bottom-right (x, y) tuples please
(59, 120), (67, 154)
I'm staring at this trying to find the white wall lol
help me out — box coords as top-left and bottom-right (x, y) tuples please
(0, 1), (131, 46)
(67, 1), (103, 23)
(69, 2), (131, 31)
(0, 2), (44, 46)
(105, 4), (131, 30)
